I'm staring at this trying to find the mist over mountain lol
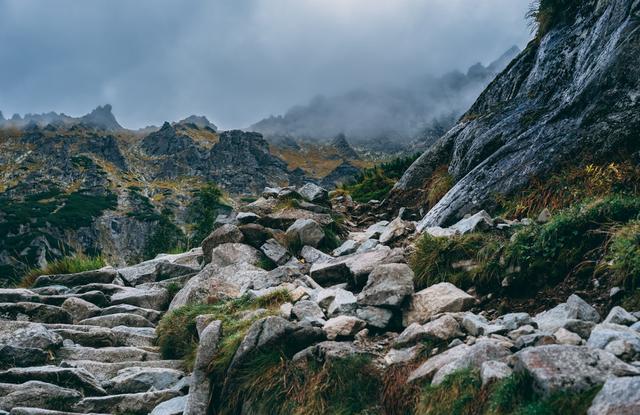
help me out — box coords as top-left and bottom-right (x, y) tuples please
(251, 46), (520, 147)
(0, 104), (123, 131)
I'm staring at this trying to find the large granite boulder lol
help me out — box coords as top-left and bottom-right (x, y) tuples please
(403, 283), (475, 325)
(357, 263), (414, 308)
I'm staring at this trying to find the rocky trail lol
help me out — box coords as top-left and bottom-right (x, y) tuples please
(1, 183), (639, 414)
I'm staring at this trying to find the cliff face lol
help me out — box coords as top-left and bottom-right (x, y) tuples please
(391, 0), (640, 227)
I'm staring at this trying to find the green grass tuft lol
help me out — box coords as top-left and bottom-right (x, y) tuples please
(19, 254), (106, 288)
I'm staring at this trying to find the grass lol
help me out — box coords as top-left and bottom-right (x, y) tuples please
(156, 290), (291, 371)
(19, 254), (106, 287)
(426, 165), (454, 208)
(606, 220), (640, 291)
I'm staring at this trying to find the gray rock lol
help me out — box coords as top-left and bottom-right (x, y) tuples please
(55, 346), (160, 363)
(395, 323), (429, 348)
(407, 343), (470, 383)
(237, 212), (260, 224)
(587, 323), (640, 361)
(356, 239), (380, 254)
(300, 245), (332, 264)
(74, 390), (181, 414)
(384, 345), (421, 366)
(323, 316), (367, 340)
(0, 345), (49, 369)
(494, 313), (533, 331)
(424, 226), (460, 238)
(462, 314), (507, 337)
(553, 328), (582, 346)
(286, 219), (325, 248)
(110, 287), (169, 311)
(0, 366), (106, 396)
(423, 314), (463, 341)
(298, 183), (329, 204)
(533, 295), (600, 333)
(403, 283), (475, 325)
(431, 339), (511, 385)
(238, 223), (273, 248)
(292, 300), (326, 326)
(0, 302), (72, 324)
(183, 320), (220, 415)
(364, 221), (389, 239)
(357, 263), (414, 308)
(0, 320), (62, 350)
(60, 298), (100, 323)
(587, 376), (640, 415)
(117, 260), (196, 286)
(260, 239), (291, 266)
(514, 345), (640, 396)
(316, 287), (357, 317)
(99, 304), (162, 323)
(202, 224), (245, 263)
(481, 360), (513, 386)
(0, 289), (41, 303)
(448, 211), (494, 235)
(33, 268), (117, 288)
(78, 313), (155, 328)
(333, 240), (359, 257)
(379, 217), (414, 245)
(60, 360), (184, 384)
(603, 306), (638, 326)
(209, 243), (262, 268)
(0, 381), (82, 412)
(105, 367), (184, 394)
(151, 395), (187, 415)
(169, 262), (268, 310)
(356, 307), (394, 330)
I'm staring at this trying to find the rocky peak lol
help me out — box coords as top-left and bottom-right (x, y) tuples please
(177, 115), (217, 131)
(141, 121), (195, 156)
(79, 104), (123, 131)
(330, 133), (359, 160)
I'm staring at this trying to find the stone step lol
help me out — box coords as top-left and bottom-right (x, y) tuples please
(0, 303), (72, 324)
(103, 367), (185, 394)
(60, 360), (185, 383)
(33, 268), (119, 289)
(50, 328), (117, 349)
(109, 287), (170, 311)
(99, 304), (162, 323)
(46, 324), (156, 348)
(73, 390), (182, 414)
(55, 346), (161, 364)
(77, 313), (155, 329)
(0, 290), (109, 309)
(10, 408), (110, 415)
(0, 366), (106, 396)
(0, 381), (82, 412)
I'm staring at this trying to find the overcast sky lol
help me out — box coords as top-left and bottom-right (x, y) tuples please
(0, 0), (532, 129)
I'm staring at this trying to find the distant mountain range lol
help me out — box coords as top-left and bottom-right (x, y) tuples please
(250, 46), (520, 150)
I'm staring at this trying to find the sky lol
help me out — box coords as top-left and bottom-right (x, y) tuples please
(0, 0), (533, 129)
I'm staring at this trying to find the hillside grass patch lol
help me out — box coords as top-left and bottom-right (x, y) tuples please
(19, 254), (106, 288)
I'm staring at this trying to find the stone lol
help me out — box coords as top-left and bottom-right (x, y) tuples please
(494, 313), (533, 331)
(209, 243), (262, 268)
(99, 304), (162, 323)
(286, 219), (325, 248)
(533, 294), (600, 333)
(0, 320), (62, 350)
(364, 221), (389, 239)
(60, 360), (184, 384)
(323, 316), (367, 340)
(298, 183), (329, 204)
(0, 345), (49, 369)
(587, 323), (640, 360)
(237, 212), (260, 224)
(74, 390), (181, 414)
(105, 367), (184, 394)
(587, 376), (640, 415)
(514, 345), (640, 396)
(300, 245), (332, 264)
(333, 240), (359, 257)
(280, 302), (293, 319)
(431, 340), (511, 385)
(379, 217), (414, 245)
(154, 247), (203, 268)
(151, 395), (187, 415)
(407, 343), (470, 383)
(78, 313), (155, 328)
(424, 226), (459, 238)
(563, 319), (596, 339)
(423, 314), (463, 341)
(0, 381), (82, 412)
(553, 328), (582, 345)
(60, 298), (100, 323)
(395, 323), (429, 348)
(201, 224), (244, 263)
(33, 268), (118, 288)
(110, 287), (169, 311)
(0, 302), (72, 324)
(384, 345), (422, 366)
(357, 263), (414, 308)
(169, 262), (267, 310)
(481, 360), (513, 386)
(0, 366), (106, 396)
(448, 211), (494, 235)
(238, 224), (273, 248)
(55, 346), (160, 363)
(292, 300), (326, 326)
(316, 287), (357, 317)
(537, 208), (552, 223)
(461, 314), (507, 337)
(404, 283), (475, 325)
(356, 239), (380, 254)
(183, 321), (221, 415)
(260, 239), (291, 266)
(0, 289), (41, 303)
(603, 306), (638, 326)
(356, 307), (394, 330)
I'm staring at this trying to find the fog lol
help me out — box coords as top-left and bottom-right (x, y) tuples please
(0, 0), (532, 130)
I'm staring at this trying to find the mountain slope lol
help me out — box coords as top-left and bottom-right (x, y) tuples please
(389, 0), (640, 227)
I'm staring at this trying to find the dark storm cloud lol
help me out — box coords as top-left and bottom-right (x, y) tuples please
(0, 0), (532, 129)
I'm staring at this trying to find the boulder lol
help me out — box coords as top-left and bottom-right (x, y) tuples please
(292, 300), (326, 326)
(260, 239), (291, 266)
(300, 246), (332, 264)
(356, 307), (394, 330)
(209, 243), (262, 268)
(78, 313), (155, 329)
(117, 260), (196, 286)
(74, 390), (181, 414)
(603, 306), (638, 326)
(533, 294), (600, 333)
(0, 320), (62, 350)
(0, 345), (49, 370)
(356, 239), (379, 254)
(237, 212), (260, 224)
(286, 219), (325, 248)
(364, 221), (389, 239)
(110, 287), (169, 311)
(238, 224), (273, 248)
(55, 346), (160, 363)
(333, 240), (359, 257)
(0, 381), (82, 412)
(316, 287), (357, 317)
(323, 316), (367, 340)
(99, 304), (162, 323)
(0, 303), (72, 324)
(553, 328), (582, 345)
(202, 224), (244, 263)
(61, 298), (100, 323)
(151, 395), (187, 415)
(0, 366), (106, 396)
(407, 344), (470, 383)
(33, 268), (118, 288)
(424, 227), (460, 238)
(169, 262), (268, 310)
(379, 217), (414, 245)
(298, 183), (329, 204)
(481, 360), (513, 386)
(357, 263), (414, 308)
(104, 367), (184, 394)
(403, 283), (475, 325)
(587, 376), (640, 415)
(514, 345), (640, 396)
(587, 323), (640, 361)
(431, 340), (511, 385)
(0, 289), (41, 303)
(448, 211), (494, 235)
(461, 314), (507, 337)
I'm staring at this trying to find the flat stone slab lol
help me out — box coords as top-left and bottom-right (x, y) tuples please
(55, 346), (161, 364)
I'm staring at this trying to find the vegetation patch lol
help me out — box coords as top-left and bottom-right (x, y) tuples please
(185, 182), (230, 245)
(528, 0), (582, 39)
(19, 254), (105, 288)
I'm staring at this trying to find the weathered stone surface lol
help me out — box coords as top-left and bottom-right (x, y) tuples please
(364, 221), (389, 239)
(423, 314), (463, 341)
(587, 376), (640, 415)
(0, 289), (41, 303)
(379, 217), (414, 245)
(184, 321), (221, 415)
(202, 224), (245, 264)
(110, 287), (169, 311)
(151, 395), (187, 415)
(238, 223), (273, 248)
(260, 239), (291, 266)
(0, 346), (49, 370)
(603, 306), (638, 326)
(316, 287), (357, 317)
(0, 303), (72, 324)
(0, 321), (62, 350)
(154, 247), (203, 269)
(404, 283), (475, 325)
(209, 243), (262, 268)
(33, 268), (118, 288)
(533, 295), (600, 333)
(292, 300), (326, 326)
(384, 346), (421, 366)
(60, 298), (100, 323)
(553, 328), (582, 345)
(333, 240), (358, 257)
(461, 314), (507, 337)
(408, 344), (470, 383)
(357, 263), (414, 308)
(587, 323), (640, 361)
(448, 211), (494, 235)
(286, 219), (325, 248)
(300, 245), (332, 264)
(356, 239), (379, 254)
(55, 346), (160, 363)
(117, 260), (196, 286)
(431, 340), (511, 385)
(74, 390), (181, 414)
(323, 316), (366, 340)
(237, 212), (260, 224)
(481, 360), (513, 386)
(424, 226), (459, 238)
(169, 262), (268, 310)
(50, 327), (117, 349)
(356, 307), (394, 330)
(99, 304), (162, 323)
(104, 367), (184, 394)
(0, 366), (105, 396)
(60, 360), (184, 384)
(298, 183), (329, 204)
(514, 345), (640, 396)
(78, 313), (155, 329)
(0, 381), (82, 412)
